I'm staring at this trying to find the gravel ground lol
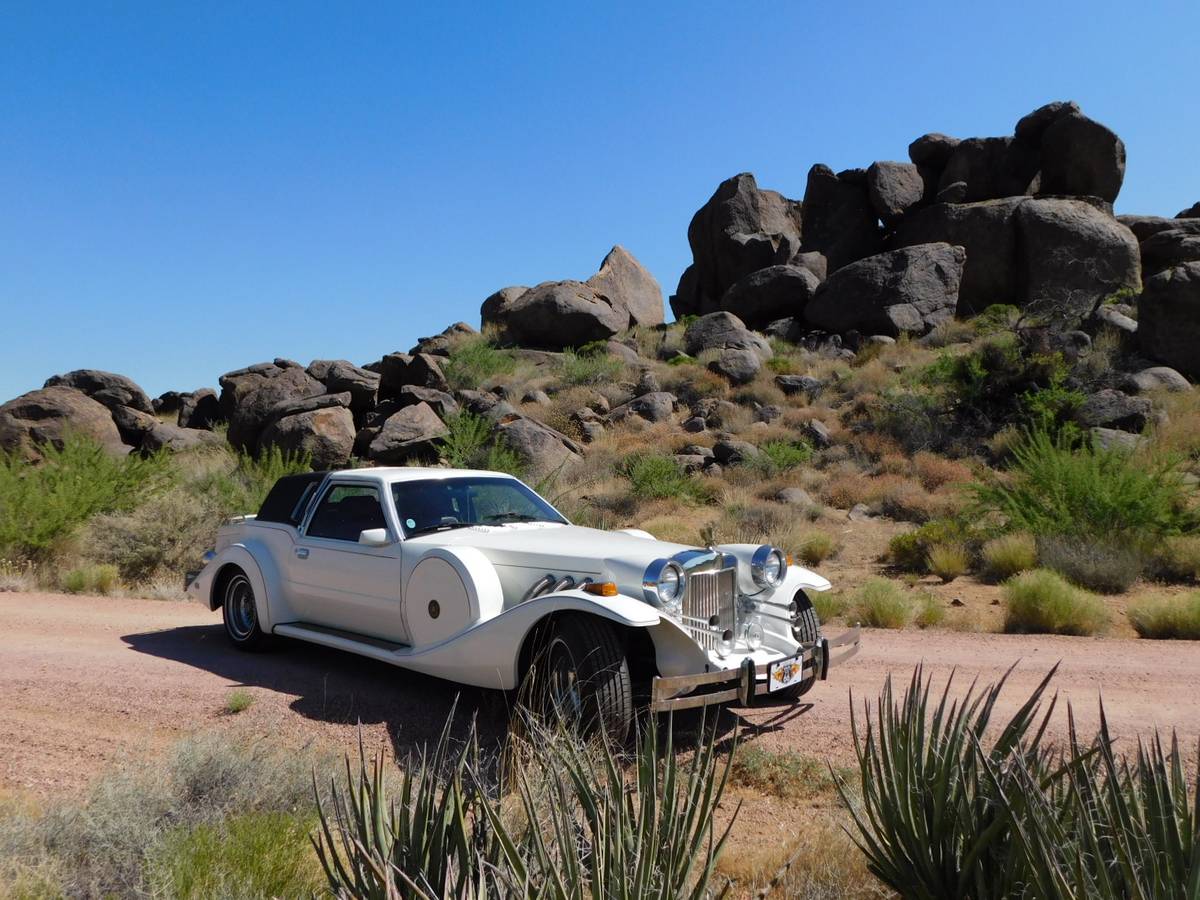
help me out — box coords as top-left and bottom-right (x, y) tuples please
(1, 591), (1198, 797)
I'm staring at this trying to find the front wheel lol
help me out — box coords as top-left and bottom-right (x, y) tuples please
(776, 593), (821, 700)
(221, 568), (269, 651)
(526, 615), (634, 742)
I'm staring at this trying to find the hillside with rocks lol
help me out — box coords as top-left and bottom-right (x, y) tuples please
(5, 100), (1200, 634)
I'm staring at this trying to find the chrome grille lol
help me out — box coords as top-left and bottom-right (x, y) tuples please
(682, 567), (737, 651)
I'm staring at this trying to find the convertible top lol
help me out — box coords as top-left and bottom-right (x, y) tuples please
(256, 471), (328, 525)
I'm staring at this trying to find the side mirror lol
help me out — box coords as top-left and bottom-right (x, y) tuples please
(358, 528), (393, 547)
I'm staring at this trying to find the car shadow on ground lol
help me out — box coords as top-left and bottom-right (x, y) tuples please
(122, 623), (815, 761)
(122, 623), (511, 759)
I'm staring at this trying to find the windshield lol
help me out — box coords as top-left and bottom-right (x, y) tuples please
(391, 477), (568, 537)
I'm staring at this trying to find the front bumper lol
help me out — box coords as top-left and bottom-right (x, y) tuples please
(649, 626), (862, 713)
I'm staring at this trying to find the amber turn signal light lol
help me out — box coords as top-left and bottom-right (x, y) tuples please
(583, 581), (619, 597)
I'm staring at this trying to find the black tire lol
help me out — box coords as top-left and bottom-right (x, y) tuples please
(528, 615), (634, 742)
(220, 568), (269, 651)
(777, 592), (821, 700)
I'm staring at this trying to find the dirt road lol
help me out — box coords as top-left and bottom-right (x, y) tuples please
(2, 591), (1198, 796)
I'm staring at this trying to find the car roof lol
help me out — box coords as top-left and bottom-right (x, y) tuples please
(323, 466), (521, 485)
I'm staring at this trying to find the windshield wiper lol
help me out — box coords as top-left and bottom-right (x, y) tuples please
(406, 522), (475, 538)
(481, 513), (543, 524)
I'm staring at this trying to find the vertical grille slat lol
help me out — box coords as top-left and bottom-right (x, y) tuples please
(683, 567), (737, 651)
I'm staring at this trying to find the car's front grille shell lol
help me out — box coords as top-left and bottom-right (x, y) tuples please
(682, 567), (737, 651)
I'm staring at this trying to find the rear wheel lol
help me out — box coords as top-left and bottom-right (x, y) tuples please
(221, 568), (269, 651)
(527, 615), (634, 742)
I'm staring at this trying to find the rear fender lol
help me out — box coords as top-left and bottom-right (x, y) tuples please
(201, 544), (280, 631)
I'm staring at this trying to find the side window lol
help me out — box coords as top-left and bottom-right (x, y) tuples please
(306, 485), (387, 542)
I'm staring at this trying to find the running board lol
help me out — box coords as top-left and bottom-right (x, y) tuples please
(274, 622), (411, 664)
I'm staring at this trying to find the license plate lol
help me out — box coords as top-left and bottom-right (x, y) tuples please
(767, 655), (805, 692)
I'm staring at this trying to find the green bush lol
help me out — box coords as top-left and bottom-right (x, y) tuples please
(729, 745), (836, 801)
(621, 453), (707, 503)
(926, 542), (969, 583)
(1002, 569), (1109, 635)
(1036, 534), (1142, 593)
(145, 811), (320, 900)
(794, 531), (836, 566)
(436, 411), (526, 476)
(1127, 592), (1200, 639)
(62, 564), (120, 595)
(751, 439), (813, 475)
(887, 519), (981, 573)
(557, 347), (626, 386)
(851, 578), (914, 628)
(442, 334), (516, 391)
(190, 445), (311, 520)
(1147, 535), (1200, 583)
(811, 590), (847, 622)
(914, 592), (946, 628)
(980, 532), (1037, 582)
(223, 690), (254, 714)
(0, 435), (172, 559)
(971, 428), (1197, 549)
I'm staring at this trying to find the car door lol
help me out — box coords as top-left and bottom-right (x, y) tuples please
(284, 481), (409, 644)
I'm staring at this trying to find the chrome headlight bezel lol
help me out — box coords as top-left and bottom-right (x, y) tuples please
(751, 545), (786, 588)
(642, 558), (686, 614)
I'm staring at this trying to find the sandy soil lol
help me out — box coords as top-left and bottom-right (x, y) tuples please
(1, 590), (1198, 798)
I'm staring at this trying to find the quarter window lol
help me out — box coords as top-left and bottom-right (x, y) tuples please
(306, 485), (387, 542)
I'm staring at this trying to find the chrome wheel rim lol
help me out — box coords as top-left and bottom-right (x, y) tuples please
(225, 575), (257, 641)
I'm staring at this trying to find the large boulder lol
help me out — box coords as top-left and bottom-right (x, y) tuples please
(43, 369), (152, 414)
(708, 349), (762, 385)
(1138, 261), (1200, 377)
(259, 405), (356, 469)
(307, 359), (380, 415)
(224, 367), (325, 453)
(799, 164), (882, 273)
(366, 402), (447, 464)
(140, 423), (224, 454)
(671, 173), (803, 318)
(392, 385), (460, 420)
(717, 265), (820, 328)
(377, 352), (450, 399)
(494, 415), (581, 476)
(177, 389), (220, 430)
(1117, 216), (1200, 242)
(479, 286), (530, 334)
(866, 161), (930, 226)
(936, 137), (1040, 203)
(893, 198), (1024, 315)
(1014, 100), (1080, 145)
(0, 386), (127, 460)
(805, 243), (965, 336)
(1015, 198), (1140, 312)
(608, 391), (677, 424)
(1073, 389), (1152, 432)
(585, 245), (664, 327)
(409, 322), (478, 356)
(683, 312), (772, 359)
(908, 133), (960, 169)
(218, 361), (293, 423)
(1179, 203), (1200, 219)
(1039, 110), (1126, 203)
(483, 280), (629, 349)
(1140, 229), (1200, 279)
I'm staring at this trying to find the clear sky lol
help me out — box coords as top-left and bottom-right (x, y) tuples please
(2, 1), (1197, 401)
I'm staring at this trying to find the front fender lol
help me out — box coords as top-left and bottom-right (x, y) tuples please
(189, 543), (280, 632)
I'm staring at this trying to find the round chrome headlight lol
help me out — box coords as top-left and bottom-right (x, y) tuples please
(642, 559), (686, 614)
(751, 545), (787, 587)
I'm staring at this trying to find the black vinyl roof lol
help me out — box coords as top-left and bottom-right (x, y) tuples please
(256, 471), (328, 525)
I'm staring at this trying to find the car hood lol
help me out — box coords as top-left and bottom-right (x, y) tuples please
(405, 522), (693, 581)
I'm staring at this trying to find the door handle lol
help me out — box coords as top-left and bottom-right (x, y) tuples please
(294, 547), (309, 559)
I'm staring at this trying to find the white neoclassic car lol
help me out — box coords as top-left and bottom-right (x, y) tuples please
(186, 467), (861, 737)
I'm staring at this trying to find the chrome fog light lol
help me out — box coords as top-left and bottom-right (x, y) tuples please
(716, 629), (735, 658)
(751, 545), (787, 587)
(742, 616), (764, 650)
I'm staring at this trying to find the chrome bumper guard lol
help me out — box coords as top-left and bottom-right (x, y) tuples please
(649, 626), (862, 713)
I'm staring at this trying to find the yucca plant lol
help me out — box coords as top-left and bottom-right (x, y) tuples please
(837, 663), (1060, 899)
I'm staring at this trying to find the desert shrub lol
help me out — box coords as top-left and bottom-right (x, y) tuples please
(811, 590), (847, 622)
(912, 451), (971, 491)
(926, 542), (969, 583)
(62, 563), (120, 595)
(980, 532), (1037, 582)
(620, 453), (707, 503)
(794, 531), (836, 566)
(436, 411), (525, 476)
(82, 489), (223, 584)
(1127, 591), (1200, 639)
(749, 438), (813, 475)
(972, 303), (1021, 334)
(729, 745), (835, 801)
(442, 334), (516, 391)
(971, 427), (1197, 548)
(0, 435), (172, 559)
(1147, 535), (1200, 582)
(1002, 569), (1109, 635)
(145, 811), (320, 900)
(867, 390), (945, 453)
(1035, 534), (1142, 594)
(887, 519), (981, 573)
(223, 690), (254, 714)
(557, 347), (626, 386)
(922, 318), (976, 347)
(190, 445), (311, 520)
(914, 592), (946, 628)
(851, 578), (914, 628)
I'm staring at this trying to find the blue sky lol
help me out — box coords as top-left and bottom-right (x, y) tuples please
(2, 1), (1197, 400)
